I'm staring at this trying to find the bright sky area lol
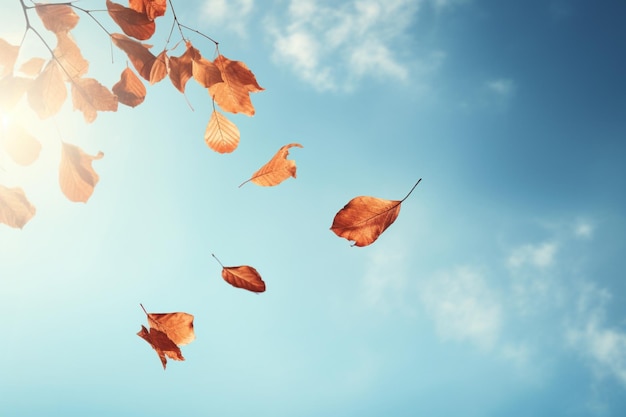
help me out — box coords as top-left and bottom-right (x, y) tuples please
(1, 0), (626, 416)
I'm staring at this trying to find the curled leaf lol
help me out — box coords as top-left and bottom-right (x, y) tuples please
(59, 142), (104, 203)
(149, 50), (169, 84)
(213, 254), (266, 293)
(204, 109), (240, 154)
(113, 67), (146, 107)
(168, 42), (194, 93)
(330, 179), (421, 247)
(0, 186), (36, 229)
(111, 33), (156, 81)
(137, 325), (184, 370)
(129, 0), (167, 20)
(107, 0), (155, 41)
(240, 143), (303, 187)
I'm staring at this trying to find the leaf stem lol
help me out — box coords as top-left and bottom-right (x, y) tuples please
(140, 303), (148, 315)
(400, 178), (422, 202)
(211, 253), (224, 268)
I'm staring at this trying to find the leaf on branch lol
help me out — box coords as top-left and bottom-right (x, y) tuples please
(209, 55), (264, 116)
(223, 265), (266, 293)
(149, 50), (168, 84)
(54, 32), (89, 80)
(59, 142), (104, 203)
(113, 67), (146, 107)
(0, 76), (31, 111)
(240, 143), (303, 187)
(107, 0), (156, 41)
(168, 42), (194, 93)
(71, 78), (118, 123)
(27, 59), (67, 119)
(204, 109), (240, 154)
(111, 33), (156, 81)
(35, 3), (79, 34)
(129, 0), (167, 20)
(18, 58), (46, 77)
(330, 179), (421, 247)
(0, 186), (36, 229)
(138, 305), (194, 369)
(1, 122), (42, 166)
(0, 38), (20, 77)
(192, 48), (222, 89)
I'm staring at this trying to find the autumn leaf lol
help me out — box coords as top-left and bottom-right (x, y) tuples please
(71, 77), (118, 123)
(129, 0), (167, 20)
(107, 0), (156, 41)
(0, 186), (36, 229)
(59, 142), (104, 203)
(35, 3), (79, 34)
(204, 109), (240, 154)
(240, 143), (303, 187)
(149, 50), (168, 84)
(212, 254), (266, 293)
(53, 32), (89, 80)
(27, 59), (67, 119)
(330, 179), (421, 247)
(209, 54), (263, 116)
(168, 42), (194, 93)
(0, 38), (20, 77)
(18, 57), (46, 77)
(111, 33), (156, 81)
(137, 326), (183, 370)
(1, 122), (42, 166)
(113, 67), (146, 107)
(192, 48), (222, 89)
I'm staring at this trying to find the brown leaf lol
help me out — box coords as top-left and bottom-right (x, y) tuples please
(59, 142), (104, 203)
(111, 33), (156, 81)
(0, 186), (36, 229)
(330, 179), (421, 247)
(213, 254), (265, 292)
(53, 32), (89, 80)
(240, 143), (303, 187)
(149, 50), (168, 84)
(35, 3), (79, 33)
(18, 57), (46, 77)
(146, 312), (195, 346)
(1, 122), (42, 166)
(209, 55), (263, 116)
(0, 76), (32, 111)
(27, 59), (67, 119)
(112, 67), (146, 107)
(129, 0), (167, 20)
(192, 50), (222, 89)
(0, 38), (19, 77)
(204, 109), (240, 154)
(71, 77), (118, 123)
(168, 42), (194, 93)
(137, 325), (184, 370)
(107, 0), (155, 41)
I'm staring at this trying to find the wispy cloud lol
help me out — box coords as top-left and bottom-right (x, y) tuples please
(486, 78), (516, 97)
(507, 241), (557, 269)
(200, 0), (254, 38)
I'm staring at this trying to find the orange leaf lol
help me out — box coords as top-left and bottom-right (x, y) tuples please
(168, 42), (194, 93)
(137, 325), (184, 370)
(107, 0), (155, 41)
(149, 50), (168, 84)
(27, 59), (67, 119)
(18, 57), (46, 77)
(330, 179), (421, 247)
(53, 32), (89, 80)
(111, 33), (156, 81)
(0, 76), (31, 112)
(59, 142), (104, 203)
(192, 49), (222, 89)
(213, 254), (266, 293)
(0, 186), (36, 229)
(113, 67), (146, 107)
(204, 110), (240, 154)
(209, 55), (263, 116)
(1, 122), (42, 166)
(0, 38), (20, 77)
(240, 143), (303, 187)
(71, 77), (118, 123)
(129, 0), (167, 20)
(35, 3), (79, 34)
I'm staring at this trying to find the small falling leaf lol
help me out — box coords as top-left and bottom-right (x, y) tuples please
(0, 186), (36, 229)
(240, 143), (303, 187)
(212, 254), (266, 293)
(111, 33), (156, 81)
(1, 122), (42, 166)
(113, 67), (146, 107)
(35, 3), (79, 34)
(330, 179), (421, 247)
(71, 77), (118, 123)
(204, 109), (240, 154)
(107, 0), (156, 41)
(59, 142), (104, 203)
(137, 326), (183, 370)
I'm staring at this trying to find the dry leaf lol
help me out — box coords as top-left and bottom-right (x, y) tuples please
(113, 67), (146, 107)
(71, 77), (118, 123)
(204, 109), (240, 154)
(59, 142), (104, 203)
(0, 186), (36, 229)
(168, 42), (194, 93)
(0, 38), (19, 77)
(27, 59), (67, 119)
(1, 122), (42, 166)
(111, 33), (156, 81)
(137, 325), (184, 370)
(330, 179), (421, 247)
(149, 50), (168, 84)
(240, 143), (303, 187)
(53, 32), (89, 80)
(18, 57), (46, 77)
(35, 3), (79, 34)
(129, 0), (167, 20)
(107, 0), (156, 41)
(213, 254), (266, 293)
(192, 49), (222, 89)
(209, 54), (263, 116)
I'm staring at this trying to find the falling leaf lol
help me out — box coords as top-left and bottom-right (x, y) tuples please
(111, 33), (156, 81)
(204, 109), (240, 154)
(27, 59), (67, 119)
(138, 304), (194, 369)
(59, 142), (104, 203)
(1, 122), (42, 166)
(113, 67), (146, 107)
(0, 186), (36, 229)
(129, 0), (167, 20)
(330, 179), (421, 247)
(53, 32), (89, 80)
(107, 0), (156, 41)
(71, 77), (118, 123)
(209, 54), (263, 116)
(240, 143), (303, 187)
(0, 38), (19, 77)
(149, 50), (168, 84)
(168, 42), (194, 93)
(212, 254), (266, 293)
(35, 3), (79, 34)
(18, 57), (46, 77)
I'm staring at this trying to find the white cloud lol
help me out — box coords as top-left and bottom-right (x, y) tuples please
(420, 267), (502, 350)
(486, 78), (516, 97)
(575, 221), (594, 239)
(507, 241), (557, 269)
(201, 0), (254, 37)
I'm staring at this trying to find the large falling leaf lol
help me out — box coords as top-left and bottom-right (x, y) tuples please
(138, 304), (194, 369)
(71, 77), (118, 123)
(107, 0), (156, 41)
(35, 3), (79, 34)
(0, 38), (19, 77)
(240, 143), (303, 187)
(27, 59), (67, 119)
(330, 179), (421, 247)
(129, 0), (167, 20)
(113, 67), (146, 107)
(59, 142), (104, 203)
(209, 54), (263, 116)
(212, 254), (266, 293)
(0, 186), (36, 229)
(1, 122), (41, 166)
(204, 109), (240, 154)
(111, 33), (156, 81)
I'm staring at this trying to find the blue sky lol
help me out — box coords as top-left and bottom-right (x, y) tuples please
(1, 0), (626, 416)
